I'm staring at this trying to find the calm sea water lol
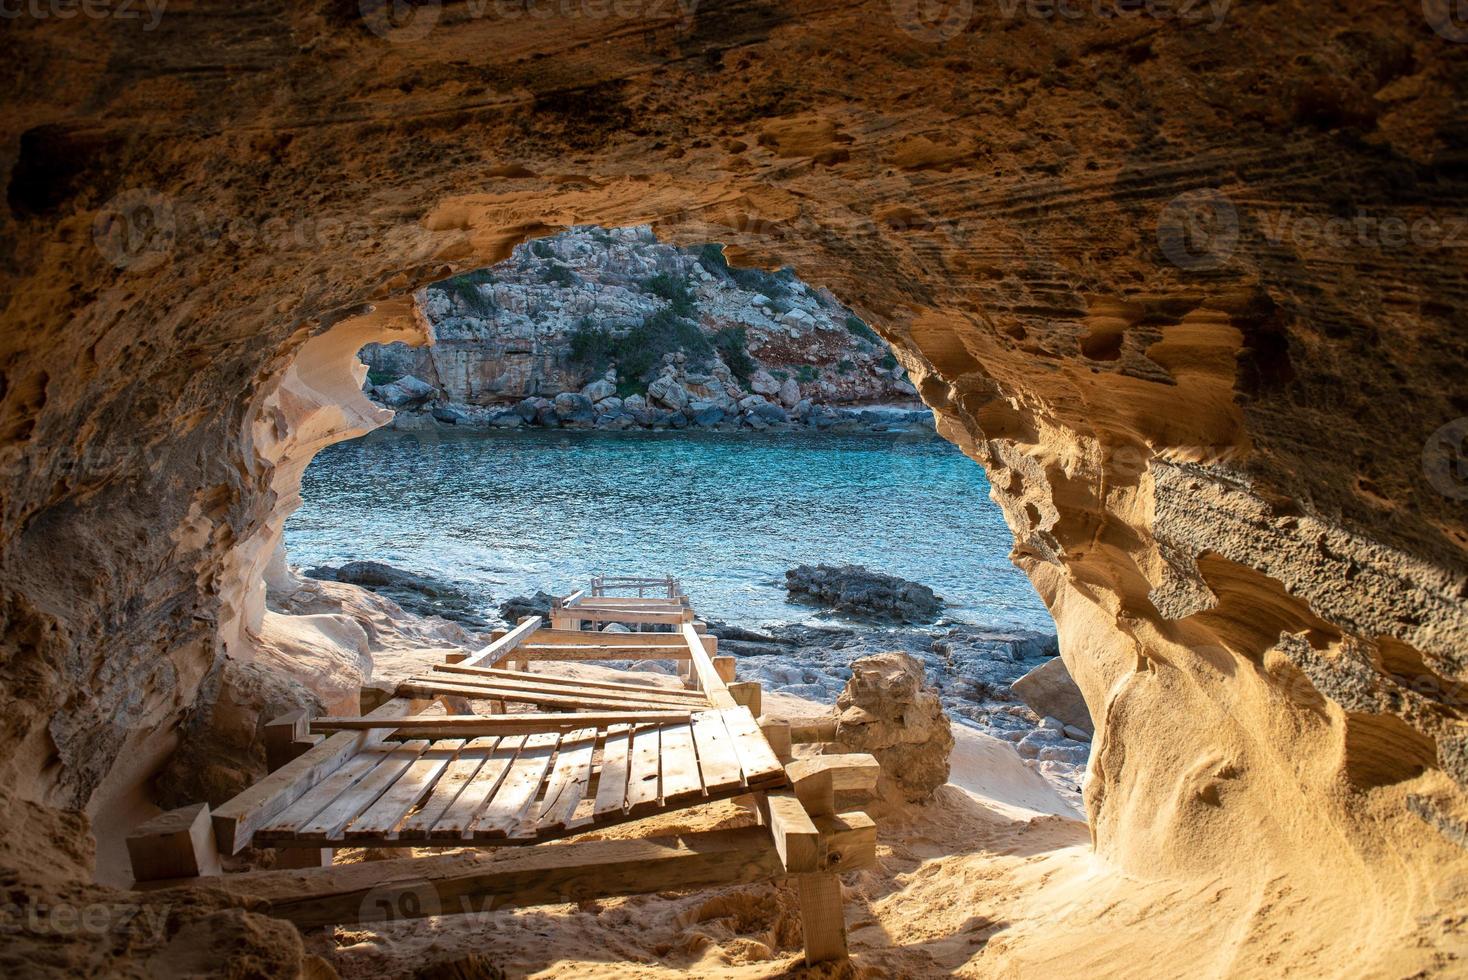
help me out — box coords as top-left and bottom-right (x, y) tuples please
(285, 428), (1051, 631)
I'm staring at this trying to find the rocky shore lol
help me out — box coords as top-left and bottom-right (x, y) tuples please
(363, 225), (933, 436)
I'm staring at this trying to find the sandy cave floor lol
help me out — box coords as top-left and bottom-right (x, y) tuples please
(301, 652), (1102, 978)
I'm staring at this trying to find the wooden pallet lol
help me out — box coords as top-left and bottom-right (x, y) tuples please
(253, 707), (785, 848)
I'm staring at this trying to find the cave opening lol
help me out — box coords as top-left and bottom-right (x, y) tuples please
(266, 225), (1090, 824)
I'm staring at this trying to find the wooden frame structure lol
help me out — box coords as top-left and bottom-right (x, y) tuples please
(134, 577), (877, 965)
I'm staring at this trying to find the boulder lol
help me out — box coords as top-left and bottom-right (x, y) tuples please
(647, 375), (689, 410)
(622, 393), (647, 413)
(513, 397), (541, 420)
(1011, 657), (1093, 734)
(777, 376), (801, 407)
(833, 652), (954, 803)
(431, 404), (469, 425)
(749, 369), (780, 396)
(752, 401), (788, 423)
(553, 391), (595, 422)
(373, 374), (437, 407)
(303, 561), (491, 628)
(498, 590), (560, 623)
(785, 563), (942, 623)
(686, 400), (725, 426)
(581, 378), (616, 402)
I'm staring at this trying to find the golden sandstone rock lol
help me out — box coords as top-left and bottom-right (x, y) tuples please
(1, 0), (1466, 974)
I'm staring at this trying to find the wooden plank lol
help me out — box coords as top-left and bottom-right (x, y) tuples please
(311, 711), (692, 735)
(514, 646), (692, 662)
(720, 707), (787, 787)
(682, 624), (737, 709)
(346, 740), (464, 840)
(760, 719), (793, 763)
(397, 678), (692, 713)
(471, 732), (560, 839)
(396, 737), (496, 840)
(212, 698), (417, 854)
(430, 663), (707, 701)
(592, 725), (633, 819)
(298, 741), (428, 841)
(430, 736), (523, 841)
(761, 790), (820, 874)
(127, 804), (221, 883)
(713, 655), (737, 683)
(407, 673), (704, 710)
(533, 728), (598, 833)
(690, 710), (745, 794)
(180, 827), (785, 930)
(259, 752), (384, 837)
(657, 722), (704, 805)
(625, 723), (663, 815)
(464, 615), (541, 669)
(815, 811), (878, 873)
(524, 628), (687, 646)
(571, 608), (692, 626)
(797, 873), (849, 964)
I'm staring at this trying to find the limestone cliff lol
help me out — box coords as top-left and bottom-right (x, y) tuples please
(361, 224), (915, 418)
(2, 0), (1466, 974)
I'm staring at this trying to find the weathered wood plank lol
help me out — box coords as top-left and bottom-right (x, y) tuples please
(298, 741), (428, 841)
(524, 629), (687, 647)
(471, 732), (559, 839)
(797, 873), (849, 964)
(311, 711), (692, 735)
(396, 737), (496, 840)
(405, 674), (703, 711)
(259, 752), (383, 837)
(690, 710), (744, 794)
(512, 646), (693, 662)
(464, 615), (541, 669)
(625, 723), (663, 815)
(398, 678), (693, 713)
(592, 724), (633, 819)
(430, 736), (523, 841)
(720, 707), (787, 787)
(532, 728), (598, 833)
(346, 740), (463, 840)
(682, 624), (737, 709)
(213, 698), (417, 854)
(172, 827), (784, 930)
(658, 722), (704, 804)
(127, 804), (221, 883)
(429, 663), (707, 701)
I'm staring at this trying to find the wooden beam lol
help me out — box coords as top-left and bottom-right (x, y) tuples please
(395, 678), (697, 713)
(682, 624), (737, 709)
(568, 608), (693, 626)
(728, 681), (762, 720)
(524, 629), (686, 647)
(759, 791), (819, 874)
(183, 827), (785, 930)
(797, 873), (848, 964)
(814, 811), (878, 873)
(213, 698), (419, 854)
(413, 671), (705, 709)
(264, 710), (310, 772)
(465, 615), (542, 669)
(774, 715), (839, 744)
(310, 711), (693, 735)
(513, 646), (692, 662)
(127, 804), (221, 884)
(786, 754), (881, 795)
(759, 718), (792, 763)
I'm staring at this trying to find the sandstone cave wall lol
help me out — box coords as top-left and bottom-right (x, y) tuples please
(0, 0), (1465, 961)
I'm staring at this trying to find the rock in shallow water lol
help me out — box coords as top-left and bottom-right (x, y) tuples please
(784, 563), (943, 623)
(303, 561), (491, 628)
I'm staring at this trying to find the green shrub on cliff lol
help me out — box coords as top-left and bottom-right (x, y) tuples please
(436, 269), (498, 317)
(712, 326), (755, 383)
(639, 273), (696, 316)
(569, 310), (713, 383)
(541, 263), (577, 287)
(844, 315), (880, 346)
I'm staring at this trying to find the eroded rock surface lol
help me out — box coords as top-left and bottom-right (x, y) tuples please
(833, 652), (955, 803)
(785, 563), (943, 622)
(2, 2), (1467, 974)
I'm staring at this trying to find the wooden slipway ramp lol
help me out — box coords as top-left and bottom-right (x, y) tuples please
(128, 576), (880, 965)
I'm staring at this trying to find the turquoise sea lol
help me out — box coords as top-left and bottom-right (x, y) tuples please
(285, 427), (1051, 631)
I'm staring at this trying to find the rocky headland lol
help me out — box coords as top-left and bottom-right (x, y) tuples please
(362, 226), (932, 435)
